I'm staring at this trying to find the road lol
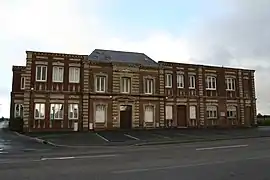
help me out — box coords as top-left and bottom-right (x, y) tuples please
(1, 134), (270, 180)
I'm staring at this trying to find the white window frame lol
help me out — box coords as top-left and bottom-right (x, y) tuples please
(95, 104), (106, 123)
(69, 67), (80, 83)
(144, 105), (154, 123)
(206, 106), (218, 119)
(165, 74), (172, 88)
(206, 76), (217, 90)
(177, 74), (184, 88)
(145, 78), (154, 94)
(14, 104), (23, 118)
(95, 75), (106, 93)
(52, 66), (64, 83)
(68, 104), (79, 119)
(121, 77), (131, 93)
(226, 78), (236, 91)
(20, 77), (25, 90)
(227, 106), (237, 118)
(50, 104), (64, 120)
(165, 105), (173, 120)
(189, 75), (196, 89)
(189, 105), (196, 119)
(34, 103), (45, 119)
(36, 65), (47, 82)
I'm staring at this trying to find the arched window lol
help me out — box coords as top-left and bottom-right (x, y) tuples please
(206, 106), (218, 119)
(227, 106), (237, 118)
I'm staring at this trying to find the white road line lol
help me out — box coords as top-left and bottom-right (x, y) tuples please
(153, 134), (171, 139)
(196, 144), (249, 151)
(95, 133), (110, 142)
(124, 134), (140, 140)
(40, 154), (119, 161)
(0, 151), (8, 154)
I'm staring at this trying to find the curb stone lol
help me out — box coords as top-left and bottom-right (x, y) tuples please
(14, 132), (57, 146)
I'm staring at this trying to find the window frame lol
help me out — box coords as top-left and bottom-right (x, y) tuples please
(52, 66), (64, 83)
(50, 104), (64, 120)
(165, 74), (172, 88)
(36, 65), (47, 82)
(177, 74), (184, 88)
(95, 75), (106, 93)
(165, 105), (173, 120)
(95, 104), (107, 123)
(189, 75), (196, 89)
(121, 77), (131, 94)
(69, 67), (80, 83)
(227, 106), (237, 118)
(34, 103), (45, 120)
(68, 104), (79, 120)
(206, 106), (218, 119)
(189, 105), (197, 119)
(145, 78), (154, 94)
(20, 77), (25, 90)
(226, 78), (236, 91)
(206, 76), (217, 90)
(14, 104), (23, 118)
(144, 105), (154, 123)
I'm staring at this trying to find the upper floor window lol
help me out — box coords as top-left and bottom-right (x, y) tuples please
(34, 103), (45, 119)
(52, 66), (64, 82)
(95, 75), (106, 92)
(121, 77), (131, 93)
(177, 74), (184, 88)
(189, 75), (196, 89)
(50, 104), (64, 120)
(226, 78), (236, 91)
(165, 74), (172, 88)
(68, 104), (79, 119)
(206, 106), (218, 119)
(36, 66), (47, 82)
(69, 67), (80, 83)
(145, 78), (153, 94)
(20, 77), (25, 90)
(206, 76), (216, 90)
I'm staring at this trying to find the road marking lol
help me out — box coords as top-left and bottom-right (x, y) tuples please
(95, 133), (110, 142)
(0, 151), (8, 154)
(41, 154), (119, 161)
(153, 134), (171, 139)
(196, 144), (248, 151)
(124, 134), (140, 140)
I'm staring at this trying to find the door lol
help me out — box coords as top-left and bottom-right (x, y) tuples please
(245, 106), (252, 126)
(120, 105), (132, 129)
(177, 105), (187, 127)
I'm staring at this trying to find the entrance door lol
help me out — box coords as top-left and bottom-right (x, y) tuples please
(177, 105), (187, 127)
(245, 106), (252, 126)
(120, 105), (132, 129)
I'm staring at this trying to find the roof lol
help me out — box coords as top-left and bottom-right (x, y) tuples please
(88, 49), (158, 67)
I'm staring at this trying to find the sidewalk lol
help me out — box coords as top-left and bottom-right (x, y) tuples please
(19, 127), (270, 147)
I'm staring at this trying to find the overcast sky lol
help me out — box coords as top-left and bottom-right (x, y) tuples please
(0, 0), (269, 117)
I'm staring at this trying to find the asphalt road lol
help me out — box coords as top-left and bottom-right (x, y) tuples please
(1, 136), (270, 179)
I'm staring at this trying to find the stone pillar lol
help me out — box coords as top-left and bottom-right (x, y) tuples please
(198, 67), (205, 127)
(251, 71), (257, 125)
(238, 70), (245, 125)
(159, 69), (165, 127)
(82, 62), (90, 130)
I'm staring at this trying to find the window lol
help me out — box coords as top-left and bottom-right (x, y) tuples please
(121, 77), (131, 93)
(189, 106), (196, 119)
(206, 106), (218, 119)
(227, 106), (237, 118)
(165, 74), (172, 88)
(36, 66), (47, 81)
(52, 66), (64, 82)
(189, 75), (196, 89)
(95, 104), (106, 123)
(226, 78), (236, 91)
(144, 105), (154, 122)
(177, 74), (184, 88)
(20, 77), (25, 90)
(165, 105), (173, 120)
(206, 76), (216, 90)
(34, 103), (45, 119)
(68, 104), (79, 119)
(145, 78), (153, 94)
(69, 67), (80, 83)
(14, 104), (23, 118)
(95, 75), (106, 92)
(50, 104), (64, 120)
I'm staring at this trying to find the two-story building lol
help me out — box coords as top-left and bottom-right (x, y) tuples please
(10, 49), (257, 132)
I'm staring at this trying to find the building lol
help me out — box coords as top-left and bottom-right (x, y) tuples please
(10, 49), (257, 132)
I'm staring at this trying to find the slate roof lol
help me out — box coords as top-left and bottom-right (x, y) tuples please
(88, 49), (158, 67)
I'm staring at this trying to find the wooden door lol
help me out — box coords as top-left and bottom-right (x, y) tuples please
(177, 105), (187, 127)
(120, 105), (132, 129)
(245, 106), (251, 126)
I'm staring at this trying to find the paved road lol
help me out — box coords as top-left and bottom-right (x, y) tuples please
(1, 136), (270, 179)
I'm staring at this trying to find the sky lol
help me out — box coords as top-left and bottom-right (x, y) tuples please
(0, 0), (269, 117)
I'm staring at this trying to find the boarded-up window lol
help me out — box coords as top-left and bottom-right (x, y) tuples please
(95, 104), (106, 123)
(144, 105), (154, 122)
(189, 106), (196, 119)
(165, 105), (173, 120)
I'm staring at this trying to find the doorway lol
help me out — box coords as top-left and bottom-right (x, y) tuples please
(120, 105), (132, 129)
(245, 106), (252, 126)
(177, 105), (187, 127)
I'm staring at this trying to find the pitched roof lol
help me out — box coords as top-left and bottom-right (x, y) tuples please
(88, 49), (158, 67)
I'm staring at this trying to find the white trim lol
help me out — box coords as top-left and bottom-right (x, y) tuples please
(144, 105), (154, 123)
(226, 78), (236, 91)
(20, 77), (25, 90)
(165, 74), (172, 88)
(206, 105), (218, 119)
(14, 104), (23, 118)
(189, 75), (196, 89)
(68, 104), (79, 119)
(52, 66), (64, 83)
(35, 65), (47, 82)
(95, 104), (107, 123)
(69, 67), (80, 83)
(177, 74), (184, 88)
(145, 78), (153, 94)
(50, 104), (64, 120)
(121, 77), (131, 93)
(95, 75), (106, 93)
(34, 103), (45, 119)
(206, 76), (216, 90)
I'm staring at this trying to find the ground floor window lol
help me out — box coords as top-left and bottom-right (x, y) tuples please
(144, 105), (154, 123)
(95, 104), (106, 123)
(227, 106), (237, 118)
(50, 104), (64, 120)
(189, 106), (196, 119)
(34, 103), (45, 119)
(165, 105), (173, 120)
(68, 104), (79, 119)
(14, 104), (23, 118)
(206, 106), (218, 119)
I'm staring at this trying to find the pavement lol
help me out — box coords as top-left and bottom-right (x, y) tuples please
(1, 136), (270, 179)
(22, 126), (270, 147)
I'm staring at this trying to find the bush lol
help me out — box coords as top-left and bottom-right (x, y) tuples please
(257, 119), (270, 126)
(9, 117), (24, 132)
